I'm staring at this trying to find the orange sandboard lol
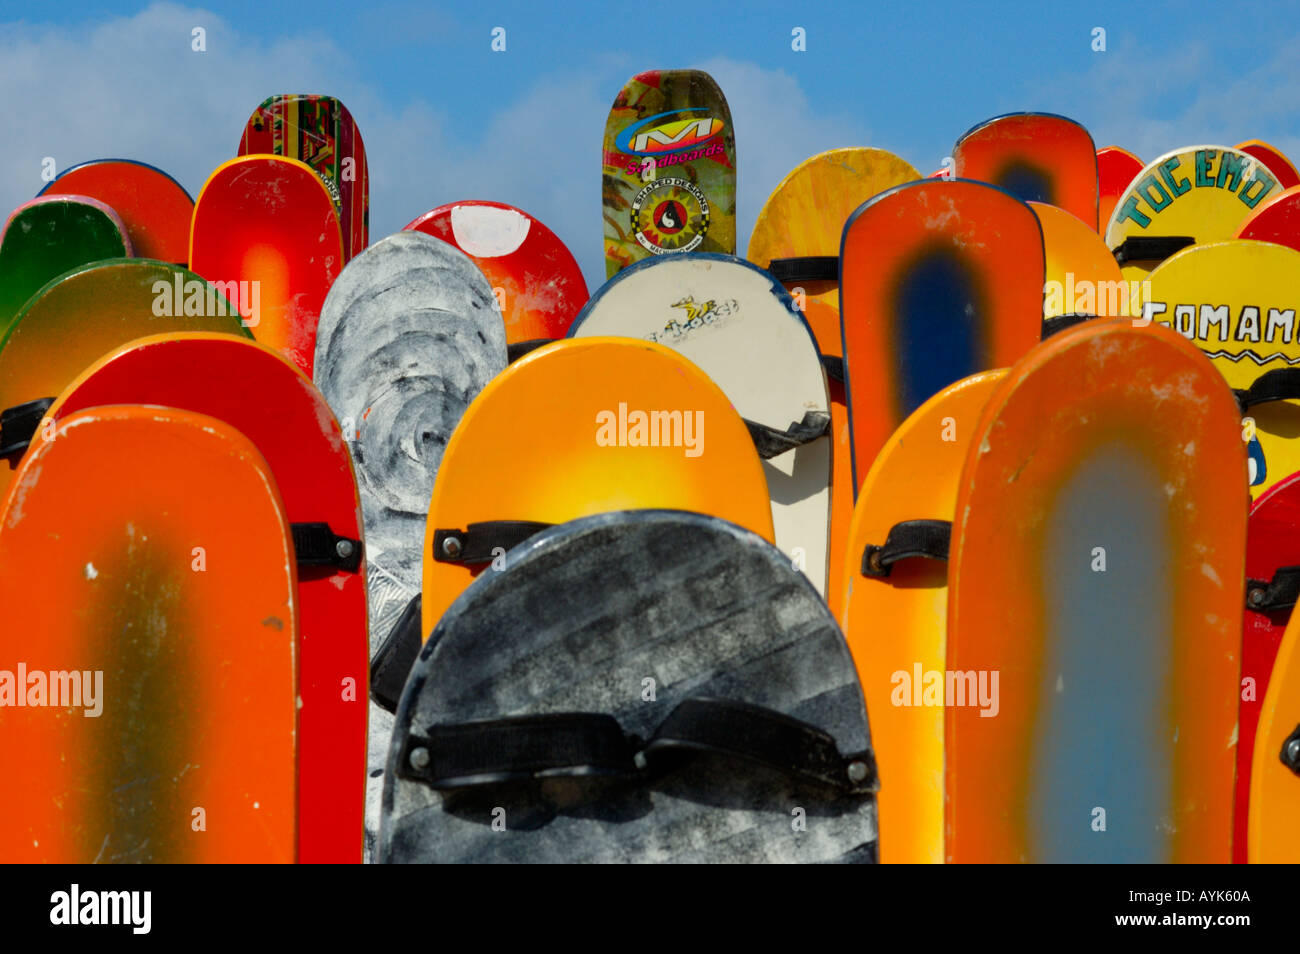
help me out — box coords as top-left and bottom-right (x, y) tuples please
(952, 113), (1099, 229)
(1030, 201), (1127, 318)
(747, 147), (920, 312)
(1249, 569), (1300, 862)
(39, 159), (194, 264)
(841, 369), (1004, 863)
(839, 178), (1044, 495)
(190, 156), (343, 376)
(0, 259), (251, 501)
(42, 333), (366, 864)
(947, 319), (1246, 863)
(804, 297), (852, 619)
(420, 337), (775, 637)
(0, 405), (297, 862)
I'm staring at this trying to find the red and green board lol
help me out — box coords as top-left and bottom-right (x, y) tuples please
(603, 69), (735, 278)
(239, 94), (369, 262)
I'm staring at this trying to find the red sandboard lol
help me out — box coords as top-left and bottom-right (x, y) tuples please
(44, 333), (366, 863)
(190, 156), (343, 376)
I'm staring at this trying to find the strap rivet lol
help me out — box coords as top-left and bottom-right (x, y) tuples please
(441, 535), (463, 559)
(1249, 588), (1265, 607)
(847, 760), (868, 783)
(1284, 738), (1300, 773)
(409, 746), (430, 772)
(336, 539), (355, 560)
(633, 751), (648, 771)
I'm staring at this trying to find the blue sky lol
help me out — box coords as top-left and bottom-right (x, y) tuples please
(2, 0), (1298, 288)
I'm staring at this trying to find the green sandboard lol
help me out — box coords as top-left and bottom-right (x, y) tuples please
(0, 196), (130, 338)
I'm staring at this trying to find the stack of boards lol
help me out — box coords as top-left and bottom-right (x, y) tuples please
(1, 74), (1298, 866)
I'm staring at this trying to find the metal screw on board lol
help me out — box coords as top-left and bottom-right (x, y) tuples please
(1283, 737), (1300, 775)
(847, 761), (869, 784)
(409, 747), (431, 772)
(336, 539), (355, 560)
(1248, 588), (1266, 608)
(442, 535), (463, 559)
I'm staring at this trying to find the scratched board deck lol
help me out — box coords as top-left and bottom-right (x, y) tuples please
(946, 319), (1246, 863)
(405, 201), (588, 343)
(0, 195), (130, 336)
(839, 178), (1044, 495)
(190, 155), (343, 376)
(0, 259), (251, 500)
(1238, 472), (1300, 862)
(381, 510), (877, 864)
(840, 370), (1004, 863)
(1141, 240), (1300, 498)
(952, 112), (1099, 229)
(603, 69), (735, 277)
(0, 405), (297, 862)
(1104, 145), (1282, 286)
(43, 333), (367, 864)
(419, 336), (775, 639)
(747, 147), (920, 313)
(568, 254), (831, 594)
(39, 159), (193, 264)
(239, 94), (370, 262)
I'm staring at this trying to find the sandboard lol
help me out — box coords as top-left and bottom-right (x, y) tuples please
(1237, 139), (1300, 190)
(1141, 239), (1300, 498)
(1104, 145), (1282, 285)
(405, 201), (588, 343)
(568, 253), (831, 594)
(1096, 146), (1143, 234)
(946, 319), (1247, 863)
(0, 405), (297, 862)
(0, 259), (251, 500)
(1234, 183), (1300, 252)
(39, 158), (193, 264)
(839, 178), (1044, 494)
(314, 231), (505, 858)
(603, 69), (735, 277)
(840, 369), (1004, 863)
(419, 335), (776, 638)
(952, 113), (1099, 229)
(190, 155), (343, 376)
(1238, 471), (1300, 862)
(0, 195), (130, 336)
(380, 509), (876, 863)
(41, 333), (366, 864)
(747, 147), (920, 312)
(1030, 201), (1127, 319)
(239, 94), (369, 262)
(1248, 562), (1300, 862)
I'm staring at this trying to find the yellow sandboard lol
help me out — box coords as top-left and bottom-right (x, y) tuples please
(1030, 202), (1127, 318)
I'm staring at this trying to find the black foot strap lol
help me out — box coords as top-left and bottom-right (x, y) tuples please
(291, 522), (362, 571)
(861, 519), (952, 578)
(1041, 313), (1095, 341)
(820, 354), (844, 384)
(745, 410), (832, 459)
(1246, 566), (1300, 612)
(507, 338), (553, 363)
(1111, 236), (1195, 265)
(1234, 367), (1300, 413)
(767, 256), (838, 283)
(0, 397), (54, 457)
(432, 520), (554, 565)
(371, 593), (424, 713)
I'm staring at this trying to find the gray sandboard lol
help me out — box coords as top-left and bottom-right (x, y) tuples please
(313, 229), (507, 861)
(379, 509), (876, 863)
(568, 254), (831, 595)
